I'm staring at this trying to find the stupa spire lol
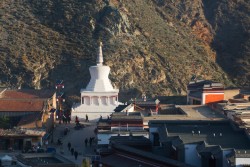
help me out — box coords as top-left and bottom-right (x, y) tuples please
(97, 42), (103, 66)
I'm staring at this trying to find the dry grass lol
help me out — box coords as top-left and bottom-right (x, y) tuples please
(0, 0), (249, 101)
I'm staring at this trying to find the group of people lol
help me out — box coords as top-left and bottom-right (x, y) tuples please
(100, 115), (111, 120)
(66, 137), (95, 160)
(85, 137), (95, 147)
(58, 111), (71, 124)
(75, 114), (89, 124)
(61, 114), (71, 124)
(67, 142), (79, 160)
(62, 115), (96, 161)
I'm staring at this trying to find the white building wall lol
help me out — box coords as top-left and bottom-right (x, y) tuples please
(71, 110), (115, 121)
(100, 97), (107, 105)
(242, 118), (250, 122)
(97, 133), (149, 145)
(235, 158), (250, 167)
(202, 93), (205, 105)
(111, 127), (143, 131)
(127, 105), (135, 112)
(184, 144), (201, 167)
(109, 97), (114, 105)
(93, 97), (99, 105)
(85, 97), (90, 105)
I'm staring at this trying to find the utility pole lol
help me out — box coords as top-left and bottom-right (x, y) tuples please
(55, 80), (65, 124)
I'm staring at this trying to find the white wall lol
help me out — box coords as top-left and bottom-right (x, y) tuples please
(127, 105), (135, 112)
(93, 97), (99, 105)
(235, 158), (250, 167)
(100, 97), (107, 105)
(184, 144), (201, 167)
(109, 97), (114, 105)
(97, 133), (149, 145)
(84, 97), (90, 105)
(111, 127), (143, 131)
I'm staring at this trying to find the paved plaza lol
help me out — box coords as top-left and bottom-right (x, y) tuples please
(48, 120), (98, 166)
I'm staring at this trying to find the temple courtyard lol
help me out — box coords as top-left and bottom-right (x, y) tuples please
(47, 120), (97, 166)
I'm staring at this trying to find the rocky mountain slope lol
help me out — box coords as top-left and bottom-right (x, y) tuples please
(0, 0), (249, 101)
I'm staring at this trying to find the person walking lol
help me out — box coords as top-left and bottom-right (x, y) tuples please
(67, 142), (71, 151)
(67, 114), (71, 124)
(74, 150), (78, 160)
(57, 139), (62, 145)
(70, 148), (74, 156)
(85, 138), (88, 147)
(75, 116), (79, 124)
(85, 114), (89, 122)
(89, 137), (93, 147)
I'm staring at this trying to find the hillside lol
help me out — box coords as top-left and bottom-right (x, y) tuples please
(0, 0), (249, 101)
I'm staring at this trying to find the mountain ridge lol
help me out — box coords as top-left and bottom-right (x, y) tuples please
(0, 0), (249, 101)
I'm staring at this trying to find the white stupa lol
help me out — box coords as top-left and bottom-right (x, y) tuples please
(71, 42), (119, 121)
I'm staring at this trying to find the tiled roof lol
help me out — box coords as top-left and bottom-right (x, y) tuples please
(155, 120), (250, 151)
(114, 104), (130, 112)
(129, 99), (160, 105)
(188, 80), (224, 90)
(97, 119), (111, 128)
(100, 153), (153, 167)
(18, 112), (43, 126)
(0, 128), (46, 137)
(112, 144), (192, 167)
(111, 112), (143, 121)
(0, 89), (54, 112)
(0, 99), (45, 112)
(16, 153), (74, 166)
(0, 89), (55, 99)
(110, 136), (151, 145)
(188, 91), (202, 98)
(240, 89), (250, 95)
(196, 143), (222, 156)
